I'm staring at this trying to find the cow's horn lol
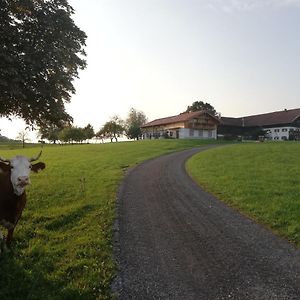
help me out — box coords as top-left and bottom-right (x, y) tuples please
(0, 157), (9, 163)
(29, 150), (42, 162)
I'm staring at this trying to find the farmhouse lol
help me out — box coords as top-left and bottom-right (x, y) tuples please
(218, 108), (300, 141)
(141, 111), (220, 140)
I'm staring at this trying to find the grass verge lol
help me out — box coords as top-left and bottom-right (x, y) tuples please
(186, 142), (300, 247)
(0, 139), (218, 300)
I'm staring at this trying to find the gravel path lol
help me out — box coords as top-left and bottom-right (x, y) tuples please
(113, 146), (300, 299)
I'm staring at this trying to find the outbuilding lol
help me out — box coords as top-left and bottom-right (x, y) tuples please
(218, 108), (300, 141)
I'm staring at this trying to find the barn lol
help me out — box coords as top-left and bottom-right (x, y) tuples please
(218, 108), (300, 141)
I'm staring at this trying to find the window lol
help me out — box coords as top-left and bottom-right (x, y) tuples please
(198, 130), (203, 137)
(274, 129), (280, 133)
(282, 128), (288, 132)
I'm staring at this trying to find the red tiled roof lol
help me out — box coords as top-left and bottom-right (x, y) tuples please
(221, 108), (300, 127)
(142, 111), (219, 128)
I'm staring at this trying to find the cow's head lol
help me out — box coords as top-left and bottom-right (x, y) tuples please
(0, 151), (46, 196)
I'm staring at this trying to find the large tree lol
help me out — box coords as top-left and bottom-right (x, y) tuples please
(0, 0), (87, 127)
(185, 101), (217, 116)
(125, 108), (147, 140)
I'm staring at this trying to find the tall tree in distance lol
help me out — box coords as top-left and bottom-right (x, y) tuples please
(83, 123), (95, 142)
(39, 125), (61, 144)
(185, 101), (217, 116)
(125, 108), (147, 140)
(16, 130), (30, 148)
(58, 126), (85, 144)
(97, 116), (124, 142)
(0, 0), (87, 127)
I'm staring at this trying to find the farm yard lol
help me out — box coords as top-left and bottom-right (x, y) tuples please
(2, 1), (300, 298)
(0, 140), (299, 299)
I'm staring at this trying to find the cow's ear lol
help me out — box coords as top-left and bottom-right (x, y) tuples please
(31, 162), (46, 173)
(0, 162), (10, 172)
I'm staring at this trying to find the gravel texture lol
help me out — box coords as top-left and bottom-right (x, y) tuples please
(113, 146), (300, 299)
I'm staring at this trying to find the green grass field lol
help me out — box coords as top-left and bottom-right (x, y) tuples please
(187, 142), (300, 247)
(0, 139), (215, 300)
(0, 142), (40, 150)
(2, 140), (299, 299)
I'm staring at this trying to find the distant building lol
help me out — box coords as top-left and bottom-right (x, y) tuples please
(219, 108), (300, 141)
(141, 111), (220, 140)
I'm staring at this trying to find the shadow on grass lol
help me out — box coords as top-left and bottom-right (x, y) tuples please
(0, 252), (94, 300)
(0, 204), (105, 300)
(45, 204), (95, 231)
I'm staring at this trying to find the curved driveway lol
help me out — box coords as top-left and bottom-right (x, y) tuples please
(114, 146), (300, 299)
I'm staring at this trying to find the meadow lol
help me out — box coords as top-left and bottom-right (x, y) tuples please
(187, 142), (300, 247)
(1, 140), (299, 299)
(0, 139), (214, 300)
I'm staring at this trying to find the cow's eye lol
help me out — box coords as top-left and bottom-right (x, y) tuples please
(29, 165), (32, 169)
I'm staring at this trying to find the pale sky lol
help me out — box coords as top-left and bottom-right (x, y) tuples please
(1, 0), (300, 140)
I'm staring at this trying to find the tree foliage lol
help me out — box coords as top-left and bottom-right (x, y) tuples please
(186, 101), (217, 116)
(39, 125), (61, 143)
(97, 116), (124, 142)
(125, 108), (147, 140)
(69, 127), (85, 143)
(58, 126), (85, 144)
(83, 123), (95, 141)
(289, 128), (300, 141)
(0, 0), (87, 127)
(40, 123), (94, 144)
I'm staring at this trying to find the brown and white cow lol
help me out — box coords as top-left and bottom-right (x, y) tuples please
(0, 151), (45, 250)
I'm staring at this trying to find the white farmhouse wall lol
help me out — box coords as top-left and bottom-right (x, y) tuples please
(264, 126), (296, 141)
(179, 128), (217, 139)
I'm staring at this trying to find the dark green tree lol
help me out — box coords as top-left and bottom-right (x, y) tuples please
(58, 127), (71, 143)
(289, 128), (300, 141)
(58, 126), (85, 144)
(125, 108), (147, 140)
(0, 0), (87, 127)
(83, 123), (95, 142)
(69, 127), (85, 143)
(185, 101), (217, 116)
(39, 125), (61, 143)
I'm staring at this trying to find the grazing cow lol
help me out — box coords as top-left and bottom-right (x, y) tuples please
(0, 151), (45, 250)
